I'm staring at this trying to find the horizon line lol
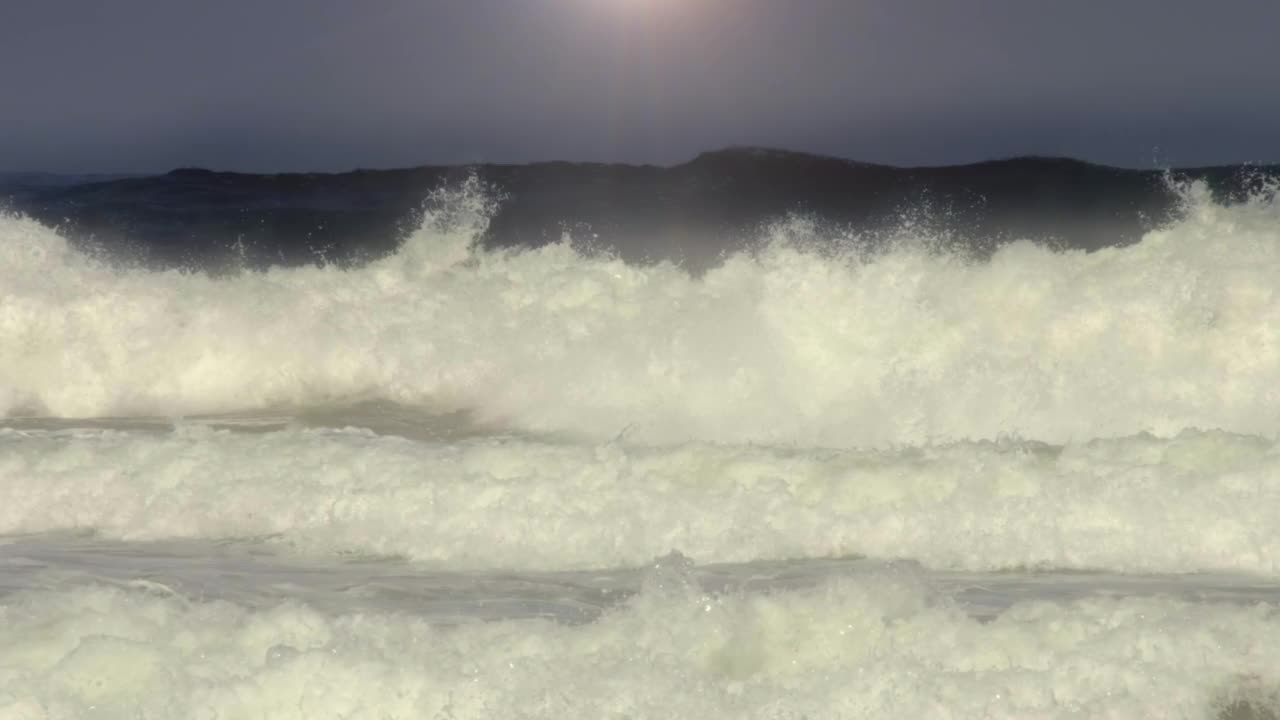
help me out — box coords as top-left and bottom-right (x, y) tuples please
(4, 145), (1279, 178)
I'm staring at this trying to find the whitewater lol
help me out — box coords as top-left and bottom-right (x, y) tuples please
(4, 178), (1280, 718)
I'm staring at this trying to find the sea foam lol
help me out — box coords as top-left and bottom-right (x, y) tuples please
(4, 426), (1280, 574)
(0, 576), (1277, 719)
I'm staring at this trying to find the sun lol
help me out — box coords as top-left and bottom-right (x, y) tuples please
(591, 0), (688, 15)
(593, 0), (706, 25)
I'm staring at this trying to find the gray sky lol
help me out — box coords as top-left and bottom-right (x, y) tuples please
(3, 0), (1278, 172)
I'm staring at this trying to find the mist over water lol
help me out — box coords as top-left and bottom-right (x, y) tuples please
(4, 173), (1280, 718)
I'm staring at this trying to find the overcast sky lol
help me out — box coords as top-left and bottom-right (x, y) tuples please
(3, 0), (1278, 172)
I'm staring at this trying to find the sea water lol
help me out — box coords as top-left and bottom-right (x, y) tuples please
(4, 178), (1280, 718)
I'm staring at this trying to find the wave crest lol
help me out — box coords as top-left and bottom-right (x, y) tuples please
(2, 181), (1279, 446)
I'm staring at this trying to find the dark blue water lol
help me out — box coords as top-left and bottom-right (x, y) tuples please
(6, 148), (1275, 273)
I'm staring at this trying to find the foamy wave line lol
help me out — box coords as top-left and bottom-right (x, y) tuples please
(4, 426), (1280, 574)
(3, 180), (1280, 446)
(1, 578), (1278, 719)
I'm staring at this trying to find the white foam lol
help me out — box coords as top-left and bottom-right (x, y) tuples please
(4, 426), (1280, 574)
(3, 181), (1280, 446)
(0, 577), (1276, 719)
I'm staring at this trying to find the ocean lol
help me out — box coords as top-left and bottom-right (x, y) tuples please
(4, 157), (1280, 718)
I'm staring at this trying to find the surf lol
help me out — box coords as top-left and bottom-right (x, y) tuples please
(4, 179), (1280, 448)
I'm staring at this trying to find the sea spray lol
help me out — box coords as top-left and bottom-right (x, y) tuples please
(4, 180), (1280, 446)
